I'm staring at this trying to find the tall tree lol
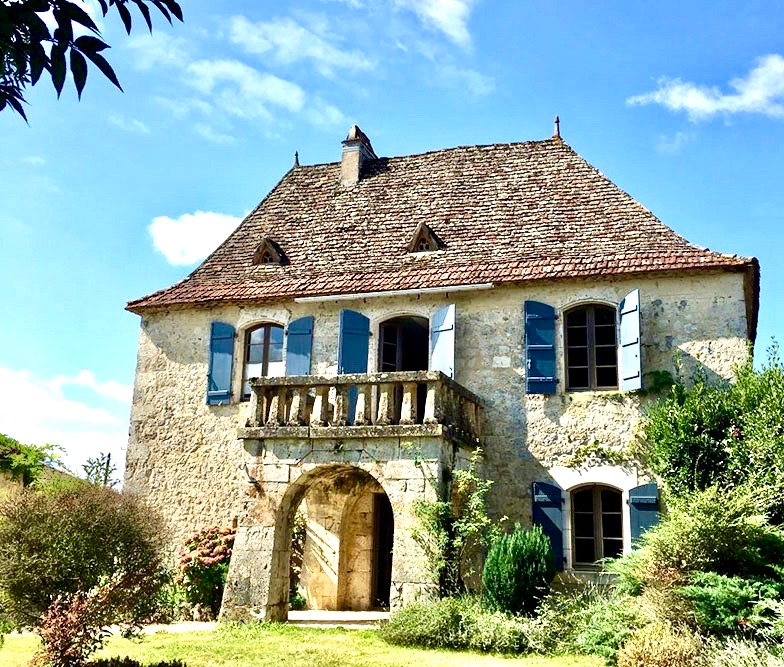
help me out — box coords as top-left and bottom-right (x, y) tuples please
(0, 0), (183, 120)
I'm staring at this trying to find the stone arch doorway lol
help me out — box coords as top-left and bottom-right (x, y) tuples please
(285, 465), (394, 612)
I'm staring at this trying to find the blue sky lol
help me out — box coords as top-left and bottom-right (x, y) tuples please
(1, 0), (783, 475)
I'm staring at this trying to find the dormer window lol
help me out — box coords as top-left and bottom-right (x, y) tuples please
(252, 238), (285, 265)
(407, 222), (442, 254)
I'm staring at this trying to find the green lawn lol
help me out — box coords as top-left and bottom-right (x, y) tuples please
(0, 625), (602, 667)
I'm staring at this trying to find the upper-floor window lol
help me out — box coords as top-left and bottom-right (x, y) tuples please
(242, 323), (284, 400)
(564, 304), (618, 390)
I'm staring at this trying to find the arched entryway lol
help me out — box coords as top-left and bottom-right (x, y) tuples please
(285, 465), (394, 612)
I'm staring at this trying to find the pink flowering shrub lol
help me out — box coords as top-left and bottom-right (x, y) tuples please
(176, 527), (235, 619)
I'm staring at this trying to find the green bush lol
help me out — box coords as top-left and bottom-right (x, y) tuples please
(379, 596), (528, 653)
(678, 572), (784, 637)
(507, 584), (643, 662)
(177, 526), (235, 619)
(613, 485), (784, 589)
(641, 347), (784, 509)
(482, 524), (554, 615)
(0, 483), (166, 666)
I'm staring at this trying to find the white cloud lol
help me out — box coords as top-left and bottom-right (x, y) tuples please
(108, 113), (150, 134)
(194, 123), (235, 144)
(228, 15), (374, 77)
(303, 98), (348, 127)
(22, 156), (46, 166)
(396, 0), (476, 48)
(149, 210), (243, 265)
(126, 31), (190, 70)
(0, 367), (130, 477)
(185, 59), (305, 119)
(154, 96), (214, 119)
(628, 54), (784, 120)
(656, 131), (695, 154)
(49, 369), (133, 404)
(440, 64), (494, 96)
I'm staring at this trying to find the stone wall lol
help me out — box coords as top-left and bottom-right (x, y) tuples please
(126, 269), (750, 552)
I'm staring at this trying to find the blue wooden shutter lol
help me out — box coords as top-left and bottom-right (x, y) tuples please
(285, 316), (314, 376)
(430, 304), (456, 378)
(337, 310), (370, 374)
(532, 481), (565, 570)
(619, 289), (642, 392)
(524, 301), (557, 394)
(207, 321), (235, 405)
(338, 310), (369, 425)
(629, 482), (659, 545)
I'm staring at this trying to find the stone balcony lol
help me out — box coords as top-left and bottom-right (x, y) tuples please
(237, 371), (483, 447)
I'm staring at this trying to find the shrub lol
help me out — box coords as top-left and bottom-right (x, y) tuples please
(613, 485), (784, 590)
(379, 596), (528, 653)
(0, 483), (166, 666)
(616, 622), (705, 667)
(521, 586), (644, 663)
(572, 594), (644, 663)
(703, 637), (784, 667)
(678, 572), (784, 636)
(482, 524), (554, 615)
(640, 347), (784, 510)
(176, 526), (235, 619)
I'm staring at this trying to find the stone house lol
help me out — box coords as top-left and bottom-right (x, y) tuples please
(125, 124), (759, 621)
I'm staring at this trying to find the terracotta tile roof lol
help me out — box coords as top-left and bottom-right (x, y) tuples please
(127, 138), (755, 313)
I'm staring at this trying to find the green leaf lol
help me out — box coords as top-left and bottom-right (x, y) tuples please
(73, 35), (110, 53)
(160, 0), (183, 22)
(70, 49), (88, 98)
(29, 43), (49, 86)
(50, 45), (67, 97)
(62, 0), (100, 34)
(130, 0), (153, 31)
(115, 1), (132, 34)
(150, 0), (171, 23)
(82, 49), (123, 92)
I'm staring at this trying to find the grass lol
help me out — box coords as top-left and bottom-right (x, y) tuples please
(0, 624), (603, 667)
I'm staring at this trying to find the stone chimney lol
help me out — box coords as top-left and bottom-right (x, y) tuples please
(340, 124), (377, 186)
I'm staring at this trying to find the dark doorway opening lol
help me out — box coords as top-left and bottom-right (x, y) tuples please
(378, 316), (429, 421)
(372, 492), (394, 608)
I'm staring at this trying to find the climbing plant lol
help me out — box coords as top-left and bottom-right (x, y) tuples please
(411, 448), (503, 597)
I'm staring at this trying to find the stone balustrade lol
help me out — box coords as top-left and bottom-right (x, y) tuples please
(240, 371), (482, 446)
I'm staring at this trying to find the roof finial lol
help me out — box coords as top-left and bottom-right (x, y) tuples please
(294, 151), (300, 167)
(553, 116), (561, 140)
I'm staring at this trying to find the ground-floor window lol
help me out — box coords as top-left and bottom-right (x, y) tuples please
(571, 484), (623, 566)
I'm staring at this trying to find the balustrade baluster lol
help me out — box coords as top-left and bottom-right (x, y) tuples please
(288, 387), (306, 426)
(400, 382), (418, 425)
(333, 384), (349, 426)
(310, 385), (329, 426)
(354, 384), (370, 425)
(377, 383), (393, 425)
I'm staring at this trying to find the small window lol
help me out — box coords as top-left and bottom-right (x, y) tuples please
(252, 238), (285, 265)
(565, 304), (618, 390)
(406, 222), (442, 253)
(242, 323), (284, 400)
(572, 485), (623, 566)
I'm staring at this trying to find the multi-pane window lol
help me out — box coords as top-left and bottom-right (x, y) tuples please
(565, 305), (618, 390)
(572, 485), (623, 566)
(242, 323), (284, 400)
